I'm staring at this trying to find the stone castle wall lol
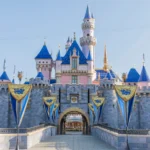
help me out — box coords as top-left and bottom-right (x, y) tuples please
(0, 82), (150, 130)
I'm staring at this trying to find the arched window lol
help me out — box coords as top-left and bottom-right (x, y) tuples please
(72, 58), (77, 69)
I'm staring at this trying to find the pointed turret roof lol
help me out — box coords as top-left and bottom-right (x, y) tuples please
(0, 71), (10, 81)
(35, 43), (52, 59)
(87, 51), (92, 61)
(84, 5), (91, 19)
(56, 50), (62, 61)
(126, 68), (140, 82)
(105, 71), (113, 80)
(62, 40), (87, 64)
(36, 71), (44, 80)
(138, 65), (150, 82)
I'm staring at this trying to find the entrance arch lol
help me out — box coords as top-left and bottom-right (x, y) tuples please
(58, 107), (90, 135)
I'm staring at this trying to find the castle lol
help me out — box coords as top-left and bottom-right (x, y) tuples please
(0, 5), (150, 134)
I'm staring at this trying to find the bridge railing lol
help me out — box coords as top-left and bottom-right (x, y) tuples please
(0, 123), (55, 134)
(94, 124), (150, 135)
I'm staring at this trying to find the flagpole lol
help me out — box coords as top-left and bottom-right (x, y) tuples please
(16, 71), (23, 150)
(125, 102), (130, 150)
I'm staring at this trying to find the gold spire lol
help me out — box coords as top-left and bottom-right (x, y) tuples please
(103, 45), (109, 71)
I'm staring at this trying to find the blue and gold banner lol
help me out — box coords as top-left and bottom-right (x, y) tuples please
(115, 85), (137, 126)
(52, 103), (59, 122)
(92, 96), (105, 124)
(115, 85), (137, 102)
(88, 103), (95, 125)
(92, 96), (105, 107)
(8, 84), (32, 126)
(8, 84), (32, 102)
(43, 97), (56, 121)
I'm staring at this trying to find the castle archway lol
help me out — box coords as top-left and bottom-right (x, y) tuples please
(58, 107), (90, 135)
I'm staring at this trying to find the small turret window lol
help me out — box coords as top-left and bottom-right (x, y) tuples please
(87, 34), (90, 36)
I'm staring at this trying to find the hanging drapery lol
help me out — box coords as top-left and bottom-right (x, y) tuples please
(115, 85), (137, 127)
(52, 103), (59, 122)
(92, 96), (105, 124)
(88, 103), (95, 125)
(43, 96), (56, 122)
(8, 84), (32, 127)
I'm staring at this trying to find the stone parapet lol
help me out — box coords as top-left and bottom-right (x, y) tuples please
(91, 126), (150, 150)
(0, 125), (56, 150)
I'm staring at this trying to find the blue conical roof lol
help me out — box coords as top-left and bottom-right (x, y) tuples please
(36, 72), (44, 80)
(84, 5), (91, 19)
(126, 68), (140, 82)
(105, 72), (113, 80)
(61, 40), (87, 64)
(56, 50), (62, 61)
(0, 71), (10, 81)
(139, 65), (150, 82)
(35, 44), (52, 59)
(87, 51), (92, 61)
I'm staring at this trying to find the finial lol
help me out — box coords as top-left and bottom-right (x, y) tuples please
(13, 65), (16, 79)
(143, 53), (145, 66)
(3, 59), (6, 71)
(74, 32), (76, 40)
(58, 44), (60, 49)
(44, 37), (46, 45)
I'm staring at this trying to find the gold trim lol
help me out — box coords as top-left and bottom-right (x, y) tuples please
(43, 96), (56, 106)
(114, 85), (137, 102)
(8, 84), (32, 102)
(92, 96), (105, 107)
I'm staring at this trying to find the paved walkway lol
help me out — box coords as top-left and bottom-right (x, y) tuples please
(29, 135), (116, 150)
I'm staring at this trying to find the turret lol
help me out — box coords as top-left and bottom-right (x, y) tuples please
(80, 5), (96, 61)
(35, 42), (53, 80)
(87, 51), (93, 84)
(0, 59), (11, 84)
(138, 54), (150, 87)
(55, 48), (62, 84)
(125, 68), (140, 85)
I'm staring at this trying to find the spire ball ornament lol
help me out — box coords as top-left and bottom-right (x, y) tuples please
(18, 71), (23, 84)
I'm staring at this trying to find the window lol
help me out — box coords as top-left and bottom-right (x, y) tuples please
(87, 34), (90, 36)
(72, 58), (77, 69)
(72, 76), (78, 84)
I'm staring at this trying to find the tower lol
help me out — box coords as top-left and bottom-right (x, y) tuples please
(80, 5), (96, 61)
(35, 42), (53, 80)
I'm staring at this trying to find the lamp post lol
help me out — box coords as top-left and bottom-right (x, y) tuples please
(15, 71), (23, 150)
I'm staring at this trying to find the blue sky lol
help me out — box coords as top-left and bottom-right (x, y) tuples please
(0, 0), (150, 82)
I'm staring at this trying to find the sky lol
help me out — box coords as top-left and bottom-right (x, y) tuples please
(0, 0), (150, 82)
